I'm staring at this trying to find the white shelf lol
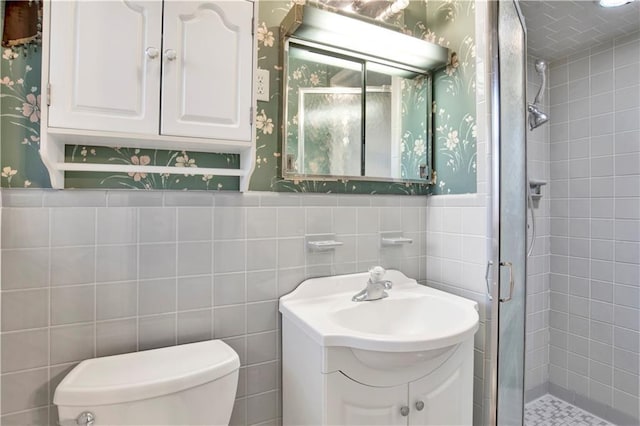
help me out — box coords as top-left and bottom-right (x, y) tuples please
(56, 162), (245, 177)
(381, 237), (414, 245)
(306, 234), (344, 251)
(380, 232), (413, 246)
(47, 127), (252, 154)
(40, 132), (253, 190)
(307, 240), (344, 250)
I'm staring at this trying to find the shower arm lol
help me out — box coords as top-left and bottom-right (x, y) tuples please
(532, 65), (546, 106)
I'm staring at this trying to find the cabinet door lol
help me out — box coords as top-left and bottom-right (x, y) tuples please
(48, 1), (162, 134)
(326, 373), (407, 426)
(408, 351), (474, 426)
(161, 1), (253, 141)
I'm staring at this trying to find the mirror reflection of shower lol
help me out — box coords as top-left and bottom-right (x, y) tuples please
(527, 59), (549, 130)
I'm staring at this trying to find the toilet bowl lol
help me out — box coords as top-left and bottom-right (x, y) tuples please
(54, 340), (240, 426)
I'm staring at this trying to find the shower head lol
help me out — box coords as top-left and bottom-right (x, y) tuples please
(528, 103), (549, 130)
(528, 59), (549, 130)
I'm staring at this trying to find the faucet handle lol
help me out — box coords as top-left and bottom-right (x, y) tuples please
(369, 266), (386, 282)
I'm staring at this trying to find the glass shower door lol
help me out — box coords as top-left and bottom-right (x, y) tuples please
(490, 1), (528, 425)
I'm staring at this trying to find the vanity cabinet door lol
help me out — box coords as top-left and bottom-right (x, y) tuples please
(408, 348), (473, 426)
(326, 373), (408, 426)
(161, 0), (253, 141)
(48, 0), (162, 134)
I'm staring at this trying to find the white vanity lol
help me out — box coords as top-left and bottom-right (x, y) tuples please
(279, 269), (479, 425)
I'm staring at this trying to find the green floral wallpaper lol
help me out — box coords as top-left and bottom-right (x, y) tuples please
(399, 75), (431, 181)
(0, 48), (49, 188)
(425, 0), (478, 194)
(0, 0), (476, 195)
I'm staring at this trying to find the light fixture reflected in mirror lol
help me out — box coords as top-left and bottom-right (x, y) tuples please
(598, 0), (634, 7)
(315, 0), (408, 23)
(375, 0), (410, 21)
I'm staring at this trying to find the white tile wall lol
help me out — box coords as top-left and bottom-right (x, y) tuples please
(0, 189), (428, 426)
(525, 55), (551, 402)
(425, 193), (490, 426)
(546, 31), (640, 425)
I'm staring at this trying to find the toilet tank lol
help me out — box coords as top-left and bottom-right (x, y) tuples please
(54, 340), (240, 426)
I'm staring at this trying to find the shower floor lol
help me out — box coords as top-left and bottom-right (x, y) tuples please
(525, 394), (613, 426)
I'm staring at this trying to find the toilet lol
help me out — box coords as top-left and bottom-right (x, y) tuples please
(54, 340), (240, 426)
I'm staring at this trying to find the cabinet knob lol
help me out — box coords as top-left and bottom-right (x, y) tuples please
(164, 49), (177, 61)
(415, 401), (425, 411)
(145, 47), (159, 59)
(400, 406), (410, 417)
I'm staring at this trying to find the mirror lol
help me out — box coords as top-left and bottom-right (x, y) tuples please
(283, 42), (432, 182)
(280, 4), (446, 184)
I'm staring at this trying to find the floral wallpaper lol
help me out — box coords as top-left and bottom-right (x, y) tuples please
(0, 47), (49, 188)
(0, 0), (476, 195)
(399, 75), (431, 181)
(425, 0), (477, 194)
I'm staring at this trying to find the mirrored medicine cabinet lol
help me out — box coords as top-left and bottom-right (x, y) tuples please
(279, 3), (449, 184)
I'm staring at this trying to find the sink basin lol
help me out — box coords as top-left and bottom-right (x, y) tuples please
(279, 270), (479, 354)
(330, 294), (475, 337)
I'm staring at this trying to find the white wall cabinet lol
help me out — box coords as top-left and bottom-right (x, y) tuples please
(41, 0), (256, 190)
(47, 1), (163, 135)
(161, 1), (253, 141)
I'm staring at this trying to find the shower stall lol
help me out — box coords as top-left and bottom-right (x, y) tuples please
(488, 1), (639, 425)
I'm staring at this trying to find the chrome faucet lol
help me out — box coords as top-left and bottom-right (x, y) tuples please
(352, 266), (393, 302)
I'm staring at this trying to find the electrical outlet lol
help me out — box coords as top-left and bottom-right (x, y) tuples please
(256, 69), (270, 102)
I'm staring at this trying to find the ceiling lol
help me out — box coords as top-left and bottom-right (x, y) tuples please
(519, 0), (640, 62)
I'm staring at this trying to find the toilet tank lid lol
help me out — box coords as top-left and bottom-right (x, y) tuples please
(53, 340), (240, 407)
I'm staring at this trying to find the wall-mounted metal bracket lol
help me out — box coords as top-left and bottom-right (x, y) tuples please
(529, 179), (547, 202)
(485, 260), (494, 301)
(499, 261), (515, 303)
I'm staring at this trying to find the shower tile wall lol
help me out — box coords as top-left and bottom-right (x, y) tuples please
(547, 32), (640, 425)
(0, 189), (428, 426)
(525, 56), (551, 402)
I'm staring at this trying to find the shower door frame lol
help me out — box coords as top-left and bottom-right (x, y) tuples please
(488, 0), (529, 425)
